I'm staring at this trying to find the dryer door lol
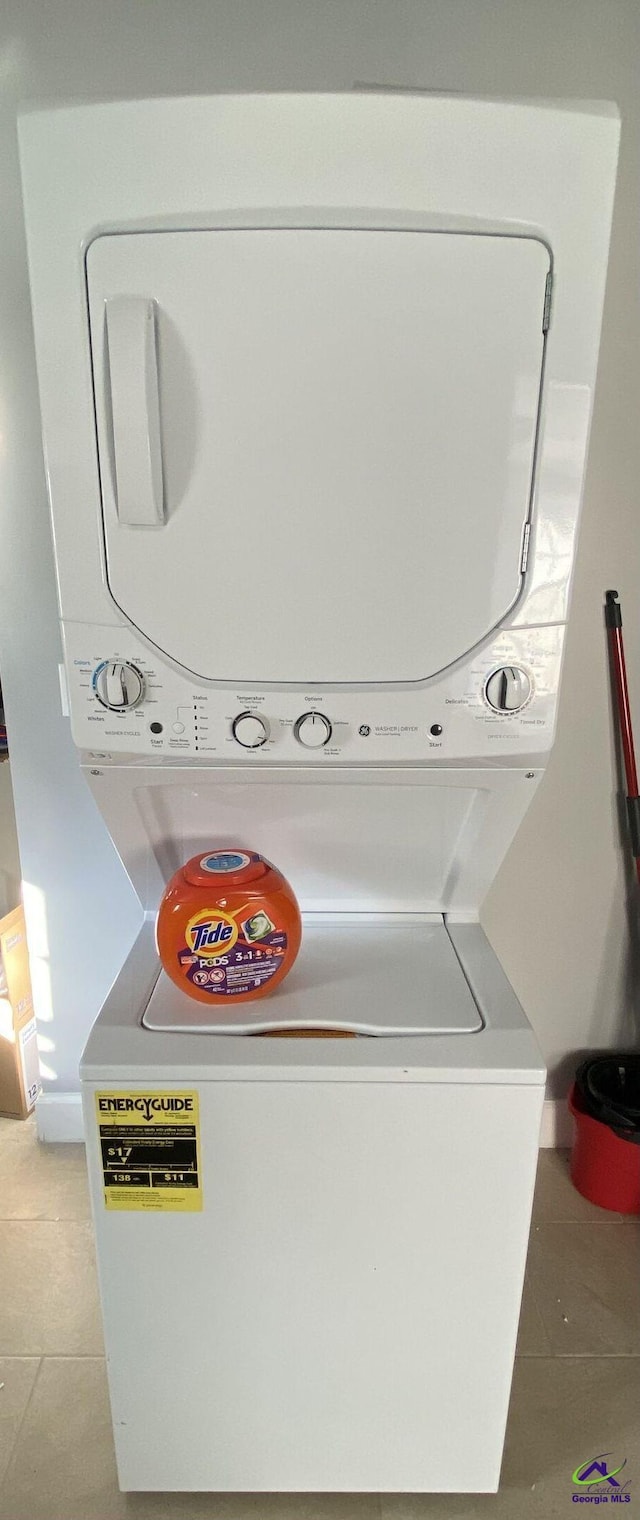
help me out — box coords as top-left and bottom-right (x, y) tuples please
(87, 229), (549, 686)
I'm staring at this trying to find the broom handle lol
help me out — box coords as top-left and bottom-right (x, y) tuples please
(605, 590), (640, 884)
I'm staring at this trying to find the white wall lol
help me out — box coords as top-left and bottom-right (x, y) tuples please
(0, 0), (637, 1105)
(0, 764), (21, 920)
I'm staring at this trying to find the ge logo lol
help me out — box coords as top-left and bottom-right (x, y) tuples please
(359, 725), (371, 737)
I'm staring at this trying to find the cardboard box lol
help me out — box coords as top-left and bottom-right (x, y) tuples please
(0, 904), (41, 1119)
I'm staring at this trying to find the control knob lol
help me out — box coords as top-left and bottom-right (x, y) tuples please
(485, 666), (531, 713)
(232, 711), (270, 749)
(94, 661), (145, 711)
(293, 711), (332, 748)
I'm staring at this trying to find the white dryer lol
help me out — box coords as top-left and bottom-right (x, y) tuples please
(18, 92), (618, 1493)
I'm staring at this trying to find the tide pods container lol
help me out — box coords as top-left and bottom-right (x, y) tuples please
(156, 849), (302, 1004)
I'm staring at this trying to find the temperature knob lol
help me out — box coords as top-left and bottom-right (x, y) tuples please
(232, 711), (270, 749)
(294, 711), (332, 748)
(485, 666), (531, 713)
(94, 661), (145, 711)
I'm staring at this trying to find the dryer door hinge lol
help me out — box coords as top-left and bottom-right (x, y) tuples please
(520, 522), (532, 574)
(542, 270), (553, 333)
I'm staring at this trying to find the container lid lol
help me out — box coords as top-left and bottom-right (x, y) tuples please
(183, 850), (269, 888)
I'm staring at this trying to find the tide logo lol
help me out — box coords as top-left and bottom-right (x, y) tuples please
(185, 909), (238, 959)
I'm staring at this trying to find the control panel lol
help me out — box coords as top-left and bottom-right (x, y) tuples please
(63, 622), (563, 763)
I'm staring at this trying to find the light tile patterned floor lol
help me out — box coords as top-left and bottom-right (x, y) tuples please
(0, 1117), (637, 1518)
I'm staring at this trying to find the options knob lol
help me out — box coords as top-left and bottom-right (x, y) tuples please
(293, 711), (332, 748)
(232, 711), (270, 749)
(485, 666), (531, 713)
(94, 661), (145, 711)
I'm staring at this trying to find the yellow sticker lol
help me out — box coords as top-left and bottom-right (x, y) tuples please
(95, 1091), (201, 1211)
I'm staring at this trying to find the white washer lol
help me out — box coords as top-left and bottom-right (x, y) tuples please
(18, 92), (618, 1493)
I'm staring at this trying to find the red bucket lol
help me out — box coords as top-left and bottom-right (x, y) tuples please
(569, 1082), (640, 1214)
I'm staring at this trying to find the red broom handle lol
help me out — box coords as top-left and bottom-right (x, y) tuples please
(605, 590), (640, 884)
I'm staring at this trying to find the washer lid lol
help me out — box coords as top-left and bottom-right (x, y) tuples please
(142, 917), (483, 1037)
(87, 228), (548, 686)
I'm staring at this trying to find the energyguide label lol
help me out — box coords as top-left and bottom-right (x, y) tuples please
(95, 1090), (202, 1212)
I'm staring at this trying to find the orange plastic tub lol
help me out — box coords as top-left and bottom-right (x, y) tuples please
(156, 849), (302, 1005)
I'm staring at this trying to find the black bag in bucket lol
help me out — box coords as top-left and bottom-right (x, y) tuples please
(575, 1055), (640, 1144)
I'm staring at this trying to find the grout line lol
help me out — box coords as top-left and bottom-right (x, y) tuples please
(515, 1354), (640, 1367)
(0, 1216), (92, 1224)
(26, 1353), (106, 1360)
(531, 1218), (635, 1226)
(516, 1351), (640, 1359)
(0, 1216), (91, 1223)
(0, 1356), (42, 1498)
(545, 1351), (640, 1359)
(0, 1350), (104, 1360)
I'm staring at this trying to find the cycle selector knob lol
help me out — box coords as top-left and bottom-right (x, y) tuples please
(232, 711), (270, 749)
(294, 711), (332, 748)
(94, 661), (145, 711)
(485, 666), (531, 713)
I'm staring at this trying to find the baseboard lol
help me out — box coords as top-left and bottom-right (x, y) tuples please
(35, 1090), (573, 1147)
(35, 1091), (84, 1142)
(540, 1097), (574, 1148)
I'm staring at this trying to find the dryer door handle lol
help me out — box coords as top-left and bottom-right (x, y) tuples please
(105, 296), (165, 527)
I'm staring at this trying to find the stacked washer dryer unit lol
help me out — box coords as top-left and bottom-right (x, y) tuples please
(19, 95), (618, 1494)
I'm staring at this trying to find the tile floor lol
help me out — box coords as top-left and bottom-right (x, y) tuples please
(0, 1116), (637, 1519)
